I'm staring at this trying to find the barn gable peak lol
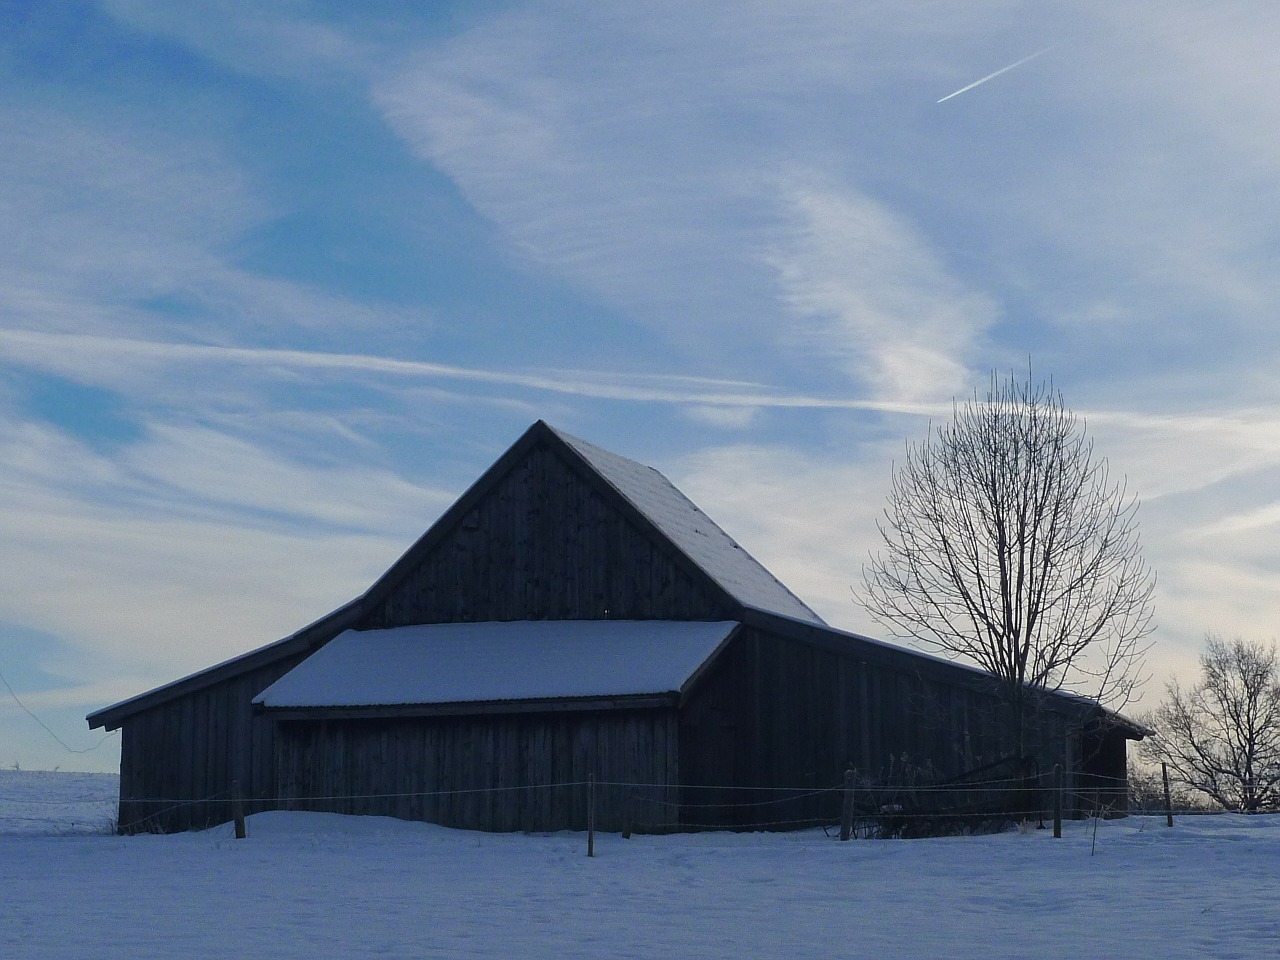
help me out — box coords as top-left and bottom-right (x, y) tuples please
(358, 420), (825, 628)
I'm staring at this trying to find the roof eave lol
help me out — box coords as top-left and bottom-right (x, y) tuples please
(259, 692), (681, 720)
(1094, 707), (1153, 741)
(85, 599), (364, 731)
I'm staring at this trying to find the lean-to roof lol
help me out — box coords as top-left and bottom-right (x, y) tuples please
(254, 620), (740, 710)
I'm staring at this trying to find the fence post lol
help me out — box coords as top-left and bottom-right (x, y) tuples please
(1052, 764), (1062, 839)
(231, 779), (247, 840)
(622, 790), (638, 840)
(587, 774), (595, 858)
(1161, 761), (1174, 827)
(840, 769), (855, 841)
(1090, 790), (1103, 857)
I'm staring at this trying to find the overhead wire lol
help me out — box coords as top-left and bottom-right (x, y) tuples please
(0, 667), (118, 755)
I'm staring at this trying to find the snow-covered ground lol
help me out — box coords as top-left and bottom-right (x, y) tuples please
(0, 769), (118, 835)
(1, 770), (1276, 959)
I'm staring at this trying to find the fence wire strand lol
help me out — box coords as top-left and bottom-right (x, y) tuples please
(7, 768), (1164, 836)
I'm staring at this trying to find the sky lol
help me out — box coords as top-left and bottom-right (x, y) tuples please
(3, 1), (1280, 772)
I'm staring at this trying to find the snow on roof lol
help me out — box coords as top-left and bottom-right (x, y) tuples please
(253, 620), (740, 709)
(549, 426), (826, 626)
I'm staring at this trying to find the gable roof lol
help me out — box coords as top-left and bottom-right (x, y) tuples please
(254, 620), (740, 713)
(547, 425), (825, 626)
(86, 419), (1147, 740)
(88, 420), (821, 728)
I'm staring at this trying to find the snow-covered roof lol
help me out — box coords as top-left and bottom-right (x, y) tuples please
(550, 426), (825, 626)
(253, 620), (740, 709)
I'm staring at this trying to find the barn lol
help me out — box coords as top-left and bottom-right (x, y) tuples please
(87, 420), (1143, 833)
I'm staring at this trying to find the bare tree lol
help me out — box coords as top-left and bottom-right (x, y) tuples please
(1142, 636), (1280, 812)
(861, 370), (1155, 756)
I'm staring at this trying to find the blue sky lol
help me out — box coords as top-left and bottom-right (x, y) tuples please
(4, 1), (1280, 771)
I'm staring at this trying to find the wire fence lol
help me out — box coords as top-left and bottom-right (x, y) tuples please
(0, 766), (1181, 839)
(5, 764), (1240, 840)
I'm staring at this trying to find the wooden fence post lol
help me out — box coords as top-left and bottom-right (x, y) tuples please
(1161, 761), (1174, 827)
(587, 774), (595, 858)
(839, 769), (855, 841)
(1090, 790), (1102, 857)
(622, 790), (638, 840)
(1052, 764), (1062, 839)
(232, 780), (246, 840)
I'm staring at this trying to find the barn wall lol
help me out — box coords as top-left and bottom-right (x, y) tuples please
(273, 708), (679, 833)
(112, 623), (1129, 834)
(679, 629), (1098, 827)
(115, 653), (311, 833)
(362, 442), (730, 627)
(1077, 724), (1130, 814)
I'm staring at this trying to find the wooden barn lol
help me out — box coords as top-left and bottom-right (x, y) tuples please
(87, 420), (1144, 833)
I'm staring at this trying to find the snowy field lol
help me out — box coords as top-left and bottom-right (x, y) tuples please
(1, 771), (1276, 959)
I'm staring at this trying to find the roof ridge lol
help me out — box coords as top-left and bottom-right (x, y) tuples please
(543, 423), (825, 626)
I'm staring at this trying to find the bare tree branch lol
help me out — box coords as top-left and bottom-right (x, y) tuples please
(1142, 635), (1280, 812)
(860, 369), (1155, 754)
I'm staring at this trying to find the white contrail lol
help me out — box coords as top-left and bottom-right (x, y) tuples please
(0, 327), (953, 416)
(937, 46), (1054, 103)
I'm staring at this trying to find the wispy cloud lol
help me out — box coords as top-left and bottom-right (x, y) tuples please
(122, 424), (454, 532)
(767, 178), (998, 402)
(0, 99), (426, 358)
(101, 0), (378, 81)
(0, 107), (254, 336)
(1190, 503), (1280, 540)
(0, 417), (419, 688)
(675, 442), (898, 634)
(0, 328), (956, 414)
(370, 4), (1004, 395)
(1083, 408), (1280, 501)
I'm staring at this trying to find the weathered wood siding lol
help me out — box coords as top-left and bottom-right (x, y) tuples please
(116, 654), (310, 833)
(273, 709), (679, 832)
(362, 442), (730, 627)
(109, 437), (725, 834)
(114, 622), (1127, 834)
(1078, 723), (1130, 814)
(678, 628), (1102, 827)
